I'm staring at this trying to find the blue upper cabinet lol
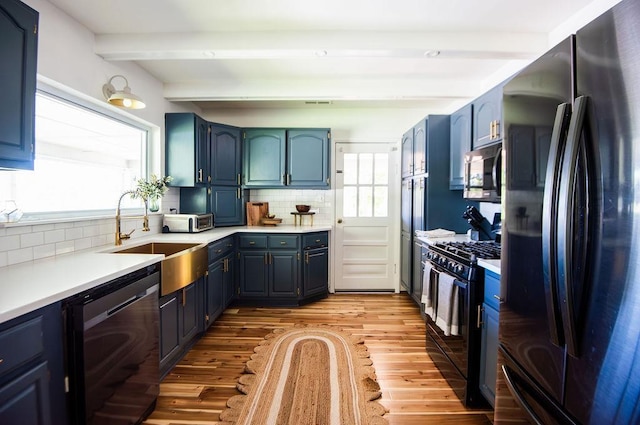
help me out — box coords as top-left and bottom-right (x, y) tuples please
(287, 129), (330, 188)
(243, 128), (330, 189)
(412, 119), (427, 175)
(210, 123), (241, 186)
(450, 103), (473, 189)
(401, 128), (414, 178)
(472, 83), (503, 149)
(0, 0), (38, 170)
(165, 113), (210, 187)
(243, 128), (286, 187)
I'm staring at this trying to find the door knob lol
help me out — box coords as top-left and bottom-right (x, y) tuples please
(337, 219), (343, 224)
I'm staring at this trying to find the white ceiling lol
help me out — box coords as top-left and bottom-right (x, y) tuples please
(46, 0), (601, 111)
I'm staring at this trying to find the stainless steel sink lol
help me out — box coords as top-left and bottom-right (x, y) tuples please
(110, 242), (207, 296)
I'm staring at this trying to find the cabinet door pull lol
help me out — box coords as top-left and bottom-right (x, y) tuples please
(280, 241), (287, 245)
(249, 241), (255, 245)
(198, 169), (203, 182)
(237, 187), (241, 199)
(182, 288), (186, 306)
(305, 252), (310, 264)
(237, 173), (241, 185)
(477, 305), (483, 328)
(493, 294), (504, 302)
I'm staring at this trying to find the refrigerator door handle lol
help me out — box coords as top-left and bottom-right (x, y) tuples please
(557, 95), (589, 358)
(541, 102), (572, 347)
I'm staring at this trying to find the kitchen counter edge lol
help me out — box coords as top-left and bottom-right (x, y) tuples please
(0, 225), (332, 324)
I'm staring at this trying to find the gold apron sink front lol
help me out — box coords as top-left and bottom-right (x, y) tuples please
(110, 242), (207, 296)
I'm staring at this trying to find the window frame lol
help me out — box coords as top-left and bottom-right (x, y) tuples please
(0, 82), (154, 225)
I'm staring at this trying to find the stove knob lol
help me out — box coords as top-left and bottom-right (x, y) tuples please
(455, 264), (464, 274)
(439, 257), (448, 266)
(427, 252), (434, 260)
(448, 261), (455, 269)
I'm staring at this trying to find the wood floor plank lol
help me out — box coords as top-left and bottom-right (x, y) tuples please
(143, 293), (494, 424)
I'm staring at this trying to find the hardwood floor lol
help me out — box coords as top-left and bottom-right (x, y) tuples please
(143, 293), (494, 424)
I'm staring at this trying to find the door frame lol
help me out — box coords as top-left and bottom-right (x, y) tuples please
(330, 139), (401, 293)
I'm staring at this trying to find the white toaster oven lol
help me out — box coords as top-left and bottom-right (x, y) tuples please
(162, 213), (213, 233)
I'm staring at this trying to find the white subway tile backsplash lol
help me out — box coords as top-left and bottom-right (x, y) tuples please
(33, 243), (56, 260)
(1, 214), (164, 268)
(44, 229), (65, 244)
(64, 227), (83, 240)
(20, 232), (44, 248)
(55, 240), (75, 255)
(74, 238), (92, 251)
(6, 226), (32, 236)
(8, 247), (33, 265)
(0, 235), (20, 252)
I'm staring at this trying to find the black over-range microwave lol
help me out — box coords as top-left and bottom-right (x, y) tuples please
(463, 143), (502, 203)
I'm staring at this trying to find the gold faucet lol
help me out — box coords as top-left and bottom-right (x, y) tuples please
(115, 191), (150, 246)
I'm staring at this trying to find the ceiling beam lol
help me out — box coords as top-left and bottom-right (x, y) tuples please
(95, 31), (547, 61)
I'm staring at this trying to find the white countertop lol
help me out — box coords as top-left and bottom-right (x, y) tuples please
(0, 225), (331, 324)
(478, 259), (501, 276)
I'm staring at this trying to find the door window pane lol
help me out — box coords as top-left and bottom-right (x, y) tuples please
(344, 154), (358, 185)
(358, 186), (373, 217)
(358, 153), (373, 184)
(374, 187), (388, 217)
(342, 151), (389, 218)
(374, 153), (389, 184)
(343, 186), (358, 217)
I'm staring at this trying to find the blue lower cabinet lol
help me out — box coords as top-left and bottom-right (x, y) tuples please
(159, 279), (203, 377)
(239, 251), (270, 297)
(303, 247), (328, 298)
(237, 232), (329, 305)
(0, 302), (66, 425)
(479, 269), (501, 406)
(269, 251), (299, 297)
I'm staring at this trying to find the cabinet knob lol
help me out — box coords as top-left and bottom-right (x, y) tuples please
(337, 219), (343, 224)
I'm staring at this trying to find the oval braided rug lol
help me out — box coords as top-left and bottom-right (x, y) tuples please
(219, 325), (388, 425)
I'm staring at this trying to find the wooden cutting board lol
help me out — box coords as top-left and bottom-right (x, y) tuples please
(246, 202), (269, 226)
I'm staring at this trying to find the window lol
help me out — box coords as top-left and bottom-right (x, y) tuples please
(343, 152), (389, 218)
(0, 90), (149, 219)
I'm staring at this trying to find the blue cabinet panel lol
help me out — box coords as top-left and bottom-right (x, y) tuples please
(210, 124), (241, 186)
(239, 251), (269, 297)
(166, 113), (209, 187)
(0, 0), (38, 170)
(243, 129), (286, 187)
(450, 103), (472, 189)
(287, 129), (330, 188)
(401, 128), (414, 178)
(473, 84), (503, 149)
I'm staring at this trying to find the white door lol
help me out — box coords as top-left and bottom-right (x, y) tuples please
(333, 143), (399, 291)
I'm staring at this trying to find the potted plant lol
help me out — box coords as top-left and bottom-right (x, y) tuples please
(133, 174), (173, 212)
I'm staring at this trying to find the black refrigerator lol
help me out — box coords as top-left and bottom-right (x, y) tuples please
(499, 0), (640, 423)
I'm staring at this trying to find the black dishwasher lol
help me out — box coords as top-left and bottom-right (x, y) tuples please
(65, 265), (160, 425)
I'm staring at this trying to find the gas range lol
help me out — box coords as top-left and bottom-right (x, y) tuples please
(426, 241), (501, 281)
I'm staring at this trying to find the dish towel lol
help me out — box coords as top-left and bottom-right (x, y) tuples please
(435, 273), (460, 336)
(421, 262), (435, 319)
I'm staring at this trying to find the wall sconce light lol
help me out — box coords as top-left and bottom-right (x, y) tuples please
(102, 75), (146, 109)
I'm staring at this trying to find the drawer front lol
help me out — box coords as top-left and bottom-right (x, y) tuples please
(268, 235), (299, 249)
(208, 236), (234, 259)
(0, 316), (44, 377)
(484, 270), (501, 310)
(302, 232), (328, 250)
(238, 235), (267, 249)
